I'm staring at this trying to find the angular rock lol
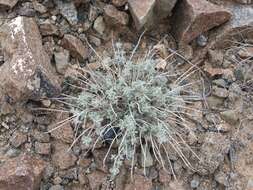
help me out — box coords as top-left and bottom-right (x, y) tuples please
(56, 0), (78, 25)
(125, 174), (153, 190)
(220, 109), (239, 125)
(87, 170), (107, 190)
(0, 17), (60, 102)
(60, 34), (89, 61)
(54, 48), (70, 74)
(112, 0), (127, 7)
(10, 131), (27, 148)
(35, 142), (51, 155)
(172, 0), (231, 43)
(93, 16), (106, 35)
(52, 142), (77, 170)
(128, 0), (156, 30)
(0, 0), (18, 10)
(48, 112), (74, 144)
(104, 4), (129, 26)
(154, 0), (177, 19)
(128, 0), (177, 30)
(40, 21), (60, 36)
(0, 154), (45, 190)
(211, 2), (253, 48)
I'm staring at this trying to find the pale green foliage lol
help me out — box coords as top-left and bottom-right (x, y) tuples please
(68, 43), (199, 178)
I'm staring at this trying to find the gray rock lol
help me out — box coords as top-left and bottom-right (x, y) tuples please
(49, 185), (64, 190)
(56, 0), (78, 25)
(220, 110), (239, 125)
(54, 49), (70, 74)
(93, 16), (106, 35)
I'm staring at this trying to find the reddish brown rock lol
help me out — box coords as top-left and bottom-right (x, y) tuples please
(0, 154), (45, 190)
(128, 0), (156, 30)
(125, 174), (153, 190)
(0, 16), (60, 102)
(60, 34), (89, 61)
(52, 142), (77, 170)
(211, 2), (253, 48)
(0, 0), (18, 10)
(172, 0), (231, 43)
(40, 21), (60, 36)
(104, 4), (129, 26)
(10, 131), (27, 148)
(35, 142), (51, 155)
(48, 112), (74, 144)
(128, 0), (177, 30)
(87, 170), (107, 190)
(112, 0), (127, 7)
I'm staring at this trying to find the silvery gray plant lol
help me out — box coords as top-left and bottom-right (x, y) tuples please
(55, 42), (203, 179)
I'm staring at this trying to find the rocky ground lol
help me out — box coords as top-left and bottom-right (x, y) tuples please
(0, 0), (253, 190)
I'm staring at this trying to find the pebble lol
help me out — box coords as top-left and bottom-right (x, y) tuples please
(93, 16), (106, 35)
(196, 34), (208, 47)
(49, 185), (64, 190)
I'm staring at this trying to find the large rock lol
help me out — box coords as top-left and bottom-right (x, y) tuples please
(0, 0), (18, 10)
(172, 0), (231, 43)
(0, 16), (60, 102)
(211, 2), (253, 48)
(128, 0), (177, 30)
(0, 154), (45, 190)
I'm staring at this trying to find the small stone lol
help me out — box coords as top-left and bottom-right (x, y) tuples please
(196, 34), (208, 47)
(52, 142), (77, 170)
(35, 142), (51, 155)
(237, 47), (253, 59)
(17, 2), (36, 17)
(88, 5), (100, 22)
(61, 34), (89, 61)
(49, 185), (64, 190)
(159, 169), (171, 184)
(0, 0), (18, 10)
(220, 110), (239, 125)
(212, 86), (229, 98)
(54, 49), (70, 74)
(87, 170), (107, 190)
(93, 16), (106, 35)
(214, 171), (229, 186)
(10, 131), (27, 148)
(41, 99), (51, 107)
(0, 154), (45, 190)
(172, 0), (231, 43)
(48, 113), (74, 144)
(125, 174), (153, 190)
(57, 0), (78, 25)
(104, 4), (129, 26)
(33, 1), (47, 14)
(32, 129), (50, 142)
(112, 0), (127, 7)
(40, 21), (60, 36)
(207, 96), (224, 109)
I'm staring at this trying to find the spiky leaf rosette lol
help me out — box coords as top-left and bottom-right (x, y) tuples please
(67, 43), (200, 178)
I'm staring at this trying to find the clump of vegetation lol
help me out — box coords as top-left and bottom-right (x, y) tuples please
(56, 42), (202, 178)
